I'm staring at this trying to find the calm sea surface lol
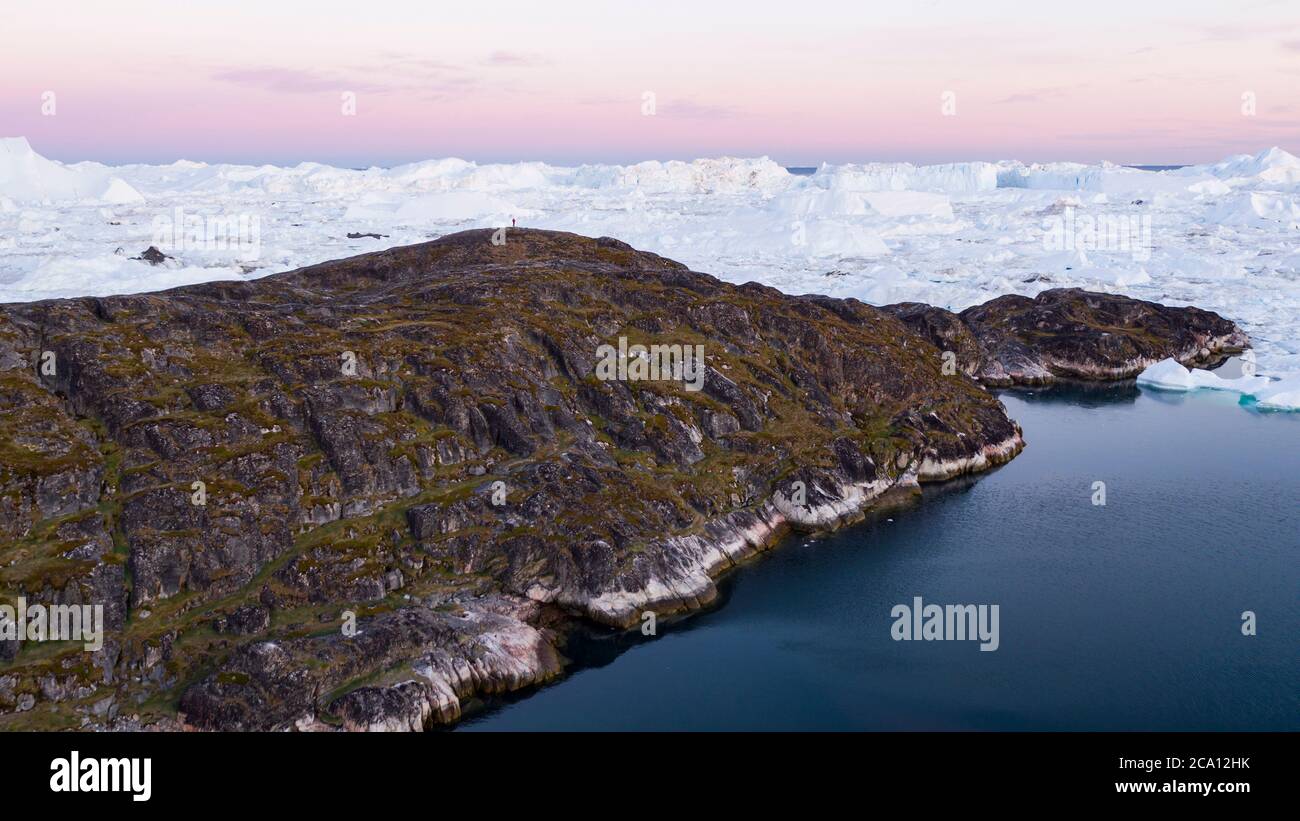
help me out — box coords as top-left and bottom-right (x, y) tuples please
(460, 385), (1298, 731)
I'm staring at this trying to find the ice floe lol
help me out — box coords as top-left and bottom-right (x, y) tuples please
(1137, 357), (1300, 410)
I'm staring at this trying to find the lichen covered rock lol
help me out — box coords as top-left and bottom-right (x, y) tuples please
(0, 229), (1247, 729)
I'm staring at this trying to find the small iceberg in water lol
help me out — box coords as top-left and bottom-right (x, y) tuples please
(1136, 357), (1300, 410)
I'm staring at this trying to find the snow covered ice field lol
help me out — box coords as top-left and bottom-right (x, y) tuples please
(2, 135), (1298, 405)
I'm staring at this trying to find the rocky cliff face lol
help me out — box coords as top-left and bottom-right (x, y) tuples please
(0, 229), (1247, 730)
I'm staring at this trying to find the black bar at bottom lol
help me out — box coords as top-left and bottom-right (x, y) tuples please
(5, 731), (1288, 808)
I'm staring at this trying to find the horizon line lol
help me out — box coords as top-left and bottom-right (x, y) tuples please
(5, 136), (1292, 171)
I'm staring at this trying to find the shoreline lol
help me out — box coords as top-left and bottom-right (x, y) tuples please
(559, 429), (1026, 629)
(432, 429), (1027, 730)
(0, 230), (1254, 732)
(246, 429), (1029, 732)
(452, 387), (1300, 732)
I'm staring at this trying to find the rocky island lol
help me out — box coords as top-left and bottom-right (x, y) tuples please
(0, 229), (1247, 731)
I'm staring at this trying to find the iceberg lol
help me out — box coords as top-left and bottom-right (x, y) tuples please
(1136, 358), (1298, 410)
(1191, 146), (1300, 186)
(1254, 378), (1300, 411)
(809, 161), (998, 194)
(0, 137), (144, 203)
(344, 191), (525, 224)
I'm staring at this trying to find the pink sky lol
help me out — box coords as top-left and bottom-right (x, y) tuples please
(1, 0), (1297, 166)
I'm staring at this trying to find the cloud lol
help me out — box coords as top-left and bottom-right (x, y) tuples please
(664, 99), (741, 119)
(994, 93), (1043, 104)
(210, 66), (403, 94)
(1071, 130), (1180, 142)
(577, 95), (626, 106)
(485, 51), (552, 67)
(993, 88), (1070, 105)
(211, 61), (479, 101)
(575, 95), (741, 119)
(212, 67), (358, 94)
(378, 53), (460, 72)
(1186, 22), (1299, 42)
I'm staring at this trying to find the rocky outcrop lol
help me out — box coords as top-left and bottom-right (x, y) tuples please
(0, 229), (1248, 730)
(884, 289), (1248, 386)
(179, 595), (561, 731)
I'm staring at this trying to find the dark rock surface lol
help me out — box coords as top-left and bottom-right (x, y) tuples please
(0, 229), (1247, 730)
(884, 288), (1246, 386)
(135, 246), (170, 266)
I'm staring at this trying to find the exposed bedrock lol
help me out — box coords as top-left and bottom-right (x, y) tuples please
(884, 289), (1248, 386)
(0, 229), (1247, 729)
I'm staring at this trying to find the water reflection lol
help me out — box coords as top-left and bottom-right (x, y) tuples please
(996, 379), (1139, 408)
(458, 390), (1298, 731)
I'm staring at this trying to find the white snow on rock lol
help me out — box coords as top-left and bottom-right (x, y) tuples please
(1, 137), (1298, 389)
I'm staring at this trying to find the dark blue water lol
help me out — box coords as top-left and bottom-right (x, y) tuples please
(460, 385), (1298, 731)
